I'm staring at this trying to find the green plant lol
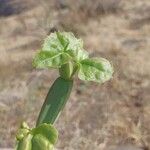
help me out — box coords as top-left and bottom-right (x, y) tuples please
(16, 32), (113, 150)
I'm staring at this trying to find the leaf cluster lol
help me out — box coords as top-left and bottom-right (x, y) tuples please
(33, 32), (113, 82)
(16, 122), (58, 150)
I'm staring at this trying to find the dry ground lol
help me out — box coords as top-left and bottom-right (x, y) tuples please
(0, 0), (150, 149)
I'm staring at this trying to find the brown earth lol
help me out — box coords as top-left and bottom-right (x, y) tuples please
(0, 0), (150, 149)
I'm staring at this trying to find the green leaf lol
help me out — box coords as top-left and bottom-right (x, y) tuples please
(33, 51), (70, 68)
(56, 32), (69, 49)
(42, 32), (69, 52)
(32, 134), (54, 150)
(33, 32), (89, 69)
(61, 32), (88, 61)
(62, 32), (83, 51)
(78, 58), (113, 83)
(42, 32), (88, 61)
(16, 123), (58, 150)
(67, 49), (88, 61)
(42, 33), (65, 52)
(32, 123), (58, 145)
(33, 32), (114, 81)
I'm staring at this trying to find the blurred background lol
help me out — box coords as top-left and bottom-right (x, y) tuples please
(0, 0), (150, 149)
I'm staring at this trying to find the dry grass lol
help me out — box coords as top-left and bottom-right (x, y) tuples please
(34, 0), (122, 35)
(0, 0), (150, 149)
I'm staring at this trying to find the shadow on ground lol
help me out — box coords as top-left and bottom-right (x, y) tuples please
(0, 0), (27, 16)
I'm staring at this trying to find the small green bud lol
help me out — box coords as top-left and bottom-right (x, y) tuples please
(21, 122), (30, 129)
(16, 123), (58, 150)
(16, 129), (29, 141)
(59, 62), (74, 80)
(16, 122), (30, 141)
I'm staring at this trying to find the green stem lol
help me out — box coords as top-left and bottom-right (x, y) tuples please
(36, 77), (73, 126)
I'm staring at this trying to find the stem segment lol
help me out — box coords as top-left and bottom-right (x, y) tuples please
(36, 77), (73, 126)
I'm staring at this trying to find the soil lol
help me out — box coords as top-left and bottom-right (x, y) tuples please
(0, 0), (150, 149)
